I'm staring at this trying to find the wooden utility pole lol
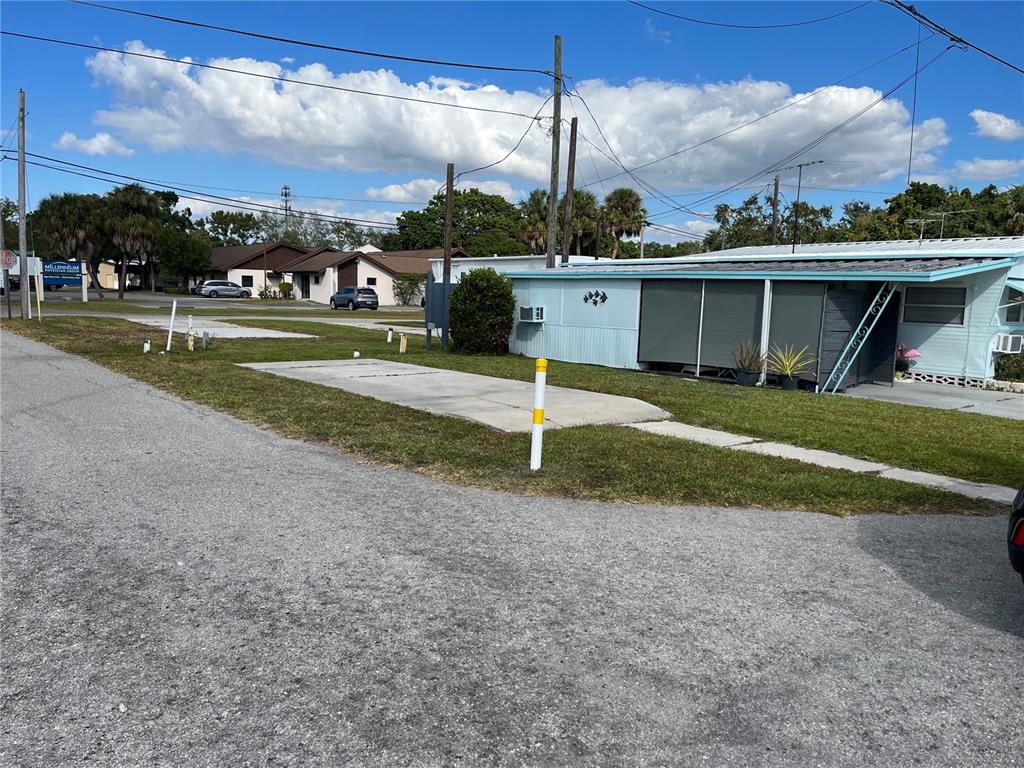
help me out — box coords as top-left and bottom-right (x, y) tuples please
(18, 89), (29, 319)
(770, 174), (780, 245)
(560, 117), (578, 265)
(442, 162), (454, 349)
(545, 35), (562, 269)
(789, 160), (823, 254)
(639, 223), (645, 259)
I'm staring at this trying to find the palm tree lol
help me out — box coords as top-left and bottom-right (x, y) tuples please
(602, 187), (647, 259)
(34, 192), (106, 298)
(106, 184), (159, 297)
(560, 189), (601, 255)
(518, 188), (549, 254)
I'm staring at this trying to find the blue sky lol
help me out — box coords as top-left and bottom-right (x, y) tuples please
(2, 1), (1022, 242)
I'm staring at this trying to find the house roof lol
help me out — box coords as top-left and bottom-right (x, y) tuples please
(281, 247), (360, 273)
(352, 248), (470, 276)
(210, 242), (309, 271)
(506, 237), (1023, 283)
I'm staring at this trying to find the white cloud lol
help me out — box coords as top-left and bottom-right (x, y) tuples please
(644, 19), (672, 44)
(969, 109), (1024, 141)
(365, 177), (526, 203)
(54, 131), (134, 156)
(177, 194), (399, 230)
(953, 157), (1024, 181)
(83, 40), (953, 196)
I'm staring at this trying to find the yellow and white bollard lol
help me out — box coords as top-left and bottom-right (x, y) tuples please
(529, 358), (548, 471)
(399, 333), (408, 354)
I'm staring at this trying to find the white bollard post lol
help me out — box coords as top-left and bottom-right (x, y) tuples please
(166, 298), (178, 352)
(387, 327), (394, 343)
(399, 333), (408, 354)
(529, 358), (548, 471)
(80, 260), (88, 302)
(187, 314), (195, 352)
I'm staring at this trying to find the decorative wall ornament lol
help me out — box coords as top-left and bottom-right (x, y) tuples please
(583, 290), (608, 306)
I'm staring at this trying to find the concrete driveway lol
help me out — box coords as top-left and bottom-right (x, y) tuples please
(240, 358), (670, 431)
(843, 380), (1024, 419)
(3, 332), (1022, 767)
(122, 315), (316, 340)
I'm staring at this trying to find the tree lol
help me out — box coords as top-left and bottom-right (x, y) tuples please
(198, 210), (261, 246)
(560, 189), (601, 255)
(33, 193), (107, 297)
(390, 188), (522, 256)
(449, 268), (515, 354)
(518, 188), (549, 254)
(392, 272), (425, 306)
(105, 184), (169, 295)
(156, 228), (212, 289)
(602, 187), (646, 259)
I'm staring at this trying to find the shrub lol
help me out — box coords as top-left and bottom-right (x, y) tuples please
(393, 273), (425, 306)
(995, 352), (1024, 382)
(449, 268), (515, 355)
(279, 281), (294, 300)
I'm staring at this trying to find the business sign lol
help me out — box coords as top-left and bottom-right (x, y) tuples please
(43, 260), (83, 286)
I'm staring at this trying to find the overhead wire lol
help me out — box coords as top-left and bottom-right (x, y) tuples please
(628, 0), (872, 30)
(1, 154), (399, 229)
(70, 0), (555, 76)
(0, 31), (546, 120)
(577, 31), (937, 190)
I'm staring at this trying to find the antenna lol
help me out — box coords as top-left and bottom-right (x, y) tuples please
(281, 185), (292, 228)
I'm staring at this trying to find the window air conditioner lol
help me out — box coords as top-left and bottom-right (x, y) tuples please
(994, 333), (1023, 354)
(519, 306), (545, 323)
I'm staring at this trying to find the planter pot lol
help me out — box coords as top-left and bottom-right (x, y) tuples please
(780, 375), (799, 391)
(735, 370), (760, 387)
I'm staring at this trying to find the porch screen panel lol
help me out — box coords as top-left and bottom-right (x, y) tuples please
(768, 282), (825, 374)
(638, 280), (702, 363)
(700, 280), (764, 368)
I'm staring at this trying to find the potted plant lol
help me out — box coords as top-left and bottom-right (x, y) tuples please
(768, 344), (816, 390)
(733, 339), (766, 387)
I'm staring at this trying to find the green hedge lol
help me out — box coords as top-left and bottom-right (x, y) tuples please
(449, 268), (515, 355)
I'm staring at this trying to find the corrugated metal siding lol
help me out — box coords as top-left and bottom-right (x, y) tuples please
(897, 270), (1006, 378)
(510, 278), (641, 368)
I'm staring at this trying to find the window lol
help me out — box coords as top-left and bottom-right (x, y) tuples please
(241, 275), (254, 287)
(313, 273), (320, 285)
(902, 286), (967, 325)
(1007, 288), (1023, 324)
(366, 277), (377, 286)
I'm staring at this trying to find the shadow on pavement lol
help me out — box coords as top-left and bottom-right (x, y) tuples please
(855, 514), (1024, 637)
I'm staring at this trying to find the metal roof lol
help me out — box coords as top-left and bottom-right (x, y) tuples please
(701, 236), (1024, 260)
(507, 255), (1017, 283)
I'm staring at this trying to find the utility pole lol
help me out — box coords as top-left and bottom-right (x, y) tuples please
(545, 35), (562, 269)
(560, 117), (578, 265)
(281, 185), (292, 230)
(788, 159), (823, 254)
(639, 222), (646, 259)
(18, 89), (29, 319)
(770, 174), (780, 245)
(442, 162), (454, 349)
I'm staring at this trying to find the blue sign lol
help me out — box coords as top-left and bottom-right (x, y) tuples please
(43, 260), (83, 287)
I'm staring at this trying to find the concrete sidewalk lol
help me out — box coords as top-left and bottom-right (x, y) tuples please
(630, 420), (1017, 504)
(123, 315), (315, 340)
(241, 358), (669, 432)
(841, 381), (1023, 420)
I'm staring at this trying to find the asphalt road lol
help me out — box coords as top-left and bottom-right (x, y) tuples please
(2, 331), (1022, 767)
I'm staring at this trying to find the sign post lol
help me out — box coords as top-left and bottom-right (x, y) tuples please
(0, 250), (15, 320)
(80, 261), (88, 303)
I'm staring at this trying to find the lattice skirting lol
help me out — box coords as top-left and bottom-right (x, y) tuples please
(904, 371), (987, 388)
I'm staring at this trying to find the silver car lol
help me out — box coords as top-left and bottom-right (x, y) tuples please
(197, 280), (250, 299)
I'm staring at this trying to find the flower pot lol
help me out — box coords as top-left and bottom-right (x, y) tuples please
(780, 375), (799, 391)
(735, 370), (760, 387)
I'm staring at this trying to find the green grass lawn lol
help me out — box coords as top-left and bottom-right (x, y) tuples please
(3, 315), (1017, 517)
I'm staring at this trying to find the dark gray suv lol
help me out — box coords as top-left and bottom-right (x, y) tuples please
(330, 286), (378, 310)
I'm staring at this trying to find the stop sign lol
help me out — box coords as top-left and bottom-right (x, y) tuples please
(0, 250), (16, 270)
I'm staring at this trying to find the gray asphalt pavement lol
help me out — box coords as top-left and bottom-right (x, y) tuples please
(2, 330), (1022, 767)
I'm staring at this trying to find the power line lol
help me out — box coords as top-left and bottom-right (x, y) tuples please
(645, 222), (705, 240)
(577, 32), (937, 190)
(1, 154), (399, 229)
(882, 0), (1024, 76)
(1, 31), (546, 120)
(684, 44), (957, 211)
(629, 0), (872, 30)
(70, 0), (554, 76)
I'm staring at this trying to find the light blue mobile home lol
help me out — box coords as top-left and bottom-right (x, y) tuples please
(508, 237), (1024, 389)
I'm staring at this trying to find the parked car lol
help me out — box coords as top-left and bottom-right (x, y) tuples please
(1009, 483), (1024, 584)
(196, 280), (250, 299)
(330, 286), (378, 310)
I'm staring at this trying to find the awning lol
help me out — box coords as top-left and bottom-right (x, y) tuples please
(1006, 278), (1024, 293)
